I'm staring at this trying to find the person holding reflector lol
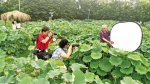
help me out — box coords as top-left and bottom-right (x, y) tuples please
(110, 22), (142, 52)
(100, 24), (113, 46)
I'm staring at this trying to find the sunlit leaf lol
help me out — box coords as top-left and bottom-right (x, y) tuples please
(120, 77), (142, 84)
(0, 33), (7, 43)
(99, 57), (113, 72)
(19, 77), (33, 84)
(96, 68), (107, 76)
(61, 73), (73, 82)
(109, 56), (122, 67)
(0, 49), (6, 58)
(0, 59), (5, 72)
(111, 68), (123, 78)
(73, 70), (85, 84)
(120, 67), (133, 75)
(90, 60), (99, 69)
(127, 54), (142, 62)
(108, 48), (119, 56)
(135, 64), (147, 75)
(120, 60), (131, 68)
(47, 69), (61, 78)
(94, 75), (103, 84)
(70, 63), (87, 71)
(0, 75), (15, 84)
(80, 44), (93, 52)
(91, 52), (102, 59)
(85, 71), (94, 83)
(31, 59), (47, 69)
(83, 56), (92, 63)
(29, 78), (50, 84)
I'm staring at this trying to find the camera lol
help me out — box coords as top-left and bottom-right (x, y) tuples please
(71, 43), (80, 47)
(52, 32), (57, 35)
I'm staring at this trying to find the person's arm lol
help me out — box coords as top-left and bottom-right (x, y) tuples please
(102, 38), (111, 44)
(41, 32), (53, 43)
(100, 32), (111, 44)
(60, 45), (72, 59)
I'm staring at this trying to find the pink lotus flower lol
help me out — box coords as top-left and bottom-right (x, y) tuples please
(17, 69), (21, 72)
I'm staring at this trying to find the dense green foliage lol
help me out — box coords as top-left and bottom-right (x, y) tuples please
(0, 19), (150, 84)
(1, 0), (150, 22)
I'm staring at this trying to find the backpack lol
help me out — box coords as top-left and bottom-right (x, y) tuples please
(33, 34), (52, 60)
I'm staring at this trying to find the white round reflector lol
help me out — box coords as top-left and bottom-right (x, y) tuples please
(110, 22), (142, 52)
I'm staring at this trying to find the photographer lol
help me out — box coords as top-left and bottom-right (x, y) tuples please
(34, 26), (55, 60)
(51, 39), (75, 60)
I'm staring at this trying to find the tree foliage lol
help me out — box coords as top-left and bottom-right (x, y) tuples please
(1, 0), (150, 22)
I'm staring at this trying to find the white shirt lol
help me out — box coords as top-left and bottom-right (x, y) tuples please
(16, 23), (21, 29)
(12, 24), (16, 30)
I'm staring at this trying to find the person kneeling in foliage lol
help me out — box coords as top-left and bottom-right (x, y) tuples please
(51, 39), (73, 60)
(34, 26), (55, 60)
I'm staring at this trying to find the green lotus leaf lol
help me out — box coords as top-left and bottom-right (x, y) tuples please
(109, 56), (122, 67)
(97, 68), (107, 76)
(132, 73), (142, 80)
(0, 49), (6, 58)
(102, 47), (108, 53)
(111, 68), (123, 78)
(99, 57), (113, 72)
(108, 48), (119, 56)
(119, 50), (129, 56)
(89, 67), (97, 73)
(120, 67), (133, 75)
(31, 59), (47, 69)
(146, 80), (150, 84)
(139, 54), (149, 66)
(61, 73), (73, 82)
(144, 52), (150, 58)
(120, 60), (131, 68)
(100, 43), (107, 46)
(91, 52), (102, 59)
(120, 77), (142, 84)
(83, 56), (92, 63)
(85, 71), (95, 83)
(131, 60), (141, 66)
(102, 79), (112, 84)
(47, 69), (61, 78)
(135, 64), (147, 75)
(127, 54), (142, 62)
(28, 45), (35, 51)
(80, 44), (93, 52)
(141, 46), (147, 52)
(60, 82), (67, 84)
(0, 33), (7, 43)
(90, 60), (99, 69)
(19, 77), (33, 84)
(73, 70), (86, 84)
(94, 75), (103, 84)
(92, 46), (102, 52)
(70, 63), (87, 71)
(0, 59), (5, 72)
(55, 60), (65, 66)
(146, 72), (150, 80)
(69, 60), (76, 65)
(0, 75), (15, 84)
(16, 72), (29, 80)
(29, 78), (50, 84)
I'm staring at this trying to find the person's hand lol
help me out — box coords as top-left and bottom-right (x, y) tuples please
(110, 41), (114, 44)
(69, 45), (73, 49)
(48, 32), (53, 37)
(108, 41), (112, 45)
(72, 46), (78, 50)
